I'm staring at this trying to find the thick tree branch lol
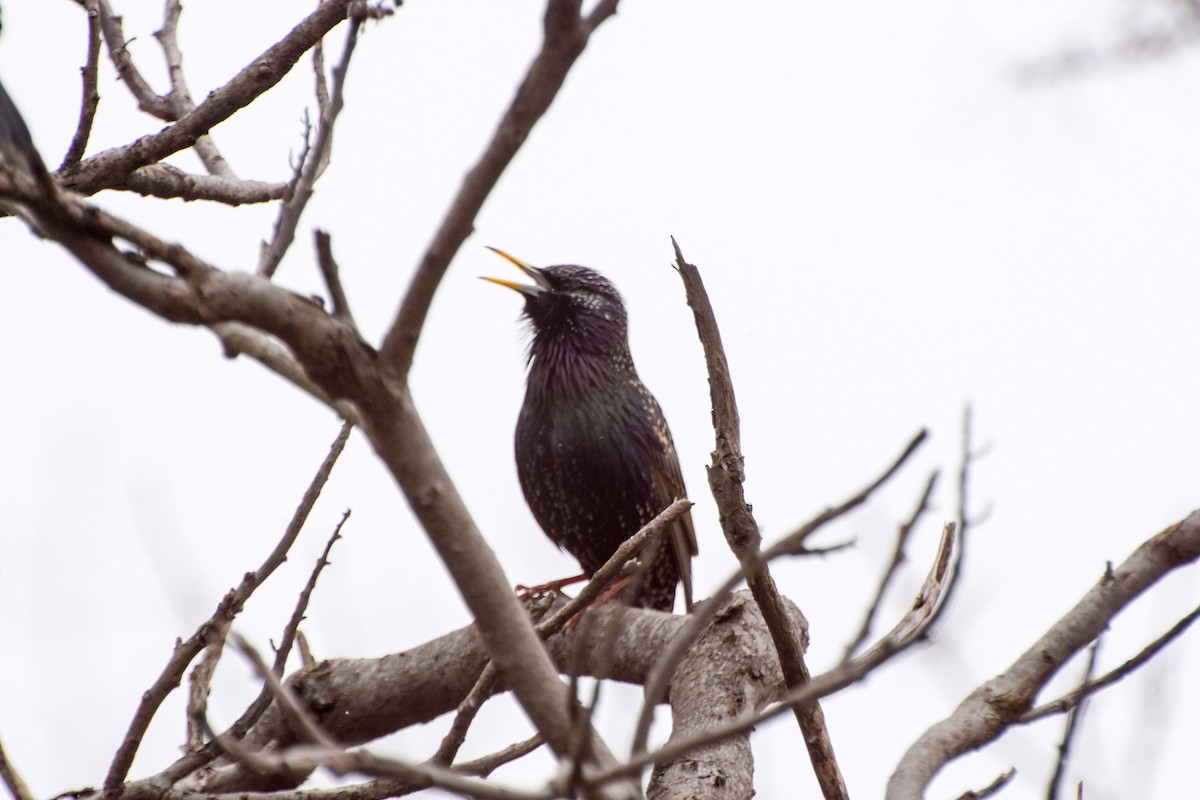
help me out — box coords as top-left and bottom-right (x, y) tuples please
(3, 93), (636, 799)
(117, 164), (287, 204)
(887, 509), (1200, 799)
(163, 601), (670, 793)
(594, 523), (956, 792)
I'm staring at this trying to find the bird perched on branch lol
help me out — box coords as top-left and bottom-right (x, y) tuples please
(483, 248), (696, 613)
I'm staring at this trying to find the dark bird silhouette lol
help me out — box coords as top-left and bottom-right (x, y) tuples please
(484, 248), (696, 612)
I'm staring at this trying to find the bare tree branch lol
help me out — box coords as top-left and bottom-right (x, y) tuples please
(259, 13), (364, 277)
(929, 404), (979, 624)
(378, 0), (620, 381)
(597, 522), (957, 792)
(3, 72), (639, 800)
(116, 164), (287, 204)
(887, 509), (1200, 799)
(153, 736), (544, 800)
(315, 230), (358, 327)
(94, 0), (172, 118)
(1047, 637), (1100, 800)
(59, 0), (363, 197)
(60, 0), (102, 169)
(668, 238), (847, 800)
(776, 428), (929, 552)
(154, 0), (238, 178)
(187, 617), (232, 753)
(635, 427), (928, 761)
(844, 470), (939, 659)
(1021, 601), (1200, 724)
(99, 421), (352, 797)
(955, 768), (1016, 800)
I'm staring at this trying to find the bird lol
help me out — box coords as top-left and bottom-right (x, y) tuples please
(483, 248), (697, 613)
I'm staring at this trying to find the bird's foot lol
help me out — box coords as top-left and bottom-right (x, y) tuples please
(559, 574), (639, 631)
(515, 573), (587, 602)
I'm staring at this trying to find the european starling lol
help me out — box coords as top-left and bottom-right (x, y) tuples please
(484, 248), (697, 613)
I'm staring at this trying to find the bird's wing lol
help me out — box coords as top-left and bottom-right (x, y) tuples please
(645, 397), (699, 611)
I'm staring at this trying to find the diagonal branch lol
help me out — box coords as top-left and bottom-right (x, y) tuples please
(668, 238), (848, 800)
(887, 509), (1200, 799)
(633, 426), (929, 761)
(1047, 637), (1101, 800)
(1020, 601), (1200, 724)
(58, 0), (361, 196)
(377, 0), (619, 381)
(100, 421), (352, 797)
(258, 13), (364, 278)
(4, 98), (638, 800)
(153, 0), (238, 179)
(843, 470), (939, 659)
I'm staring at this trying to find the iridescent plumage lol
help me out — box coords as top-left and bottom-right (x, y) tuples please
(486, 252), (696, 612)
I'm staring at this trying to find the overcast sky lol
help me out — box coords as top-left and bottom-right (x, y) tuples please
(2, 1), (1199, 797)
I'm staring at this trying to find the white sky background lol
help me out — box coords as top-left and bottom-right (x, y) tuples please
(2, 0), (1200, 797)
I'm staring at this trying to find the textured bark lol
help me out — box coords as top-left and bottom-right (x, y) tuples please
(150, 592), (792, 798)
(648, 594), (804, 800)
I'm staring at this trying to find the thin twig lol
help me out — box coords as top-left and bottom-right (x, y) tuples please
(537, 498), (692, 638)
(154, 0), (237, 178)
(187, 617), (233, 752)
(930, 404), (975, 623)
(274, 510), (350, 676)
(259, 14), (363, 278)
(230, 633), (339, 748)
(181, 735), (544, 800)
(60, 0), (366, 196)
(956, 768), (1017, 800)
(430, 662), (501, 766)
(843, 470), (939, 659)
(94, 0), (172, 118)
(1021, 602), (1200, 723)
(667, 238), (847, 799)
(155, 449), (354, 786)
(100, 421), (352, 798)
(774, 428), (929, 553)
(60, 0), (102, 169)
(297, 630), (316, 668)
(315, 230), (358, 327)
(1047, 638), (1101, 800)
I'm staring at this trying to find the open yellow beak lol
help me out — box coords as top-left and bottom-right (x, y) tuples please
(481, 247), (552, 294)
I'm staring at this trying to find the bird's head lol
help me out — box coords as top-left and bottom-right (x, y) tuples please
(482, 247), (631, 360)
